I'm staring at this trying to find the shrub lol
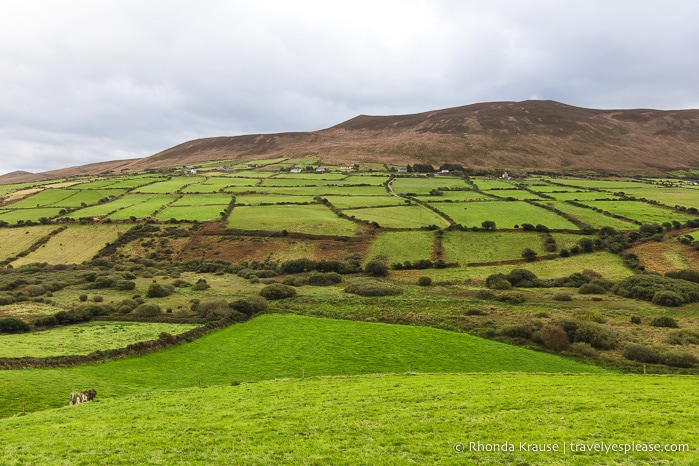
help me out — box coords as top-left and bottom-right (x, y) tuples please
(172, 279), (192, 288)
(133, 304), (161, 317)
(283, 276), (308, 287)
(499, 325), (531, 339)
(115, 280), (136, 291)
(417, 276), (432, 287)
(665, 269), (699, 284)
(506, 269), (538, 287)
(496, 292), (526, 304)
(146, 283), (174, 298)
(229, 296), (269, 316)
(0, 295), (14, 306)
(93, 276), (117, 289)
(308, 272), (342, 286)
(651, 291), (685, 307)
(623, 344), (659, 364)
(198, 300), (231, 319)
(475, 289), (495, 300)
(192, 279), (210, 291)
(344, 279), (402, 297)
(485, 273), (512, 290)
(259, 283), (297, 300)
(650, 316), (679, 328)
(33, 315), (58, 327)
(570, 321), (619, 350)
(521, 248), (538, 262)
(23, 285), (47, 297)
(0, 317), (30, 334)
(92, 295), (104, 303)
(569, 342), (598, 358)
(540, 324), (570, 351)
(79, 294), (88, 302)
(630, 316), (642, 324)
(613, 275), (699, 303)
(667, 329), (699, 345)
(552, 293), (572, 301)
(660, 350), (698, 368)
(578, 283), (606, 294)
(364, 260), (389, 277)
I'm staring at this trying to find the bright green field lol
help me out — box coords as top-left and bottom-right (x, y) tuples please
(62, 196), (144, 219)
(5, 189), (76, 208)
(481, 189), (547, 200)
(260, 178), (337, 187)
(442, 231), (546, 264)
(2, 373), (696, 465)
(620, 187), (699, 209)
(416, 190), (491, 202)
(550, 179), (652, 190)
(344, 205), (449, 228)
(392, 177), (469, 194)
(227, 204), (360, 235)
(433, 202), (579, 230)
(580, 200), (695, 225)
(132, 177), (206, 194)
(546, 191), (620, 201)
(170, 193), (233, 206)
(156, 205), (227, 222)
(0, 207), (63, 223)
(108, 194), (177, 219)
(323, 195), (407, 209)
(0, 314), (602, 418)
(181, 177), (258, 192)
(0, 321), (199, 358)
(273, 172), (348, 181)
(367, 231), (436, 263)
(542, 201), (638, 229)
(471, 179), (518, 190)
(234, 194), (316, 205)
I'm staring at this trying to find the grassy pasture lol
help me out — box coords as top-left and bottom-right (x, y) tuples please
(0, 207), (63, 223)
(181, 177), (258, 192)
(323, 195), (406, 209)
(0, 314), (603, 418)
(344, 205), (448, 228)
(108, 194), (177, 219)
(541, 201), (638, 229)
(432, 201), (579, 229)
(550, 179), (652, 190)
(416, 190), (491, 202)
(5, 189), (76, 208)
(581, 200), (695, 225)
(170, 193), (233, 206)
(481, 189), (547, 200)
(366, 231), (436, 263)
(132, 177), (206, 194)
(103, 176), (168, 189)
(546, 191), (623, 201)
(471, 179), (518, 190)
(10, 224), (130, 266)
(0, 321), (199, 358)
(272, 172), (348, 181)
(234, 193), (316, 205)
(260, 178), (337, 187)
(621, 187), (699, 209)
(0, 226), (57, 262)
(3, 373), (698, 465)
(337, 175), (389, 185)
(392, 176), (469, 194)
(61, 196), (144, 219)
(442, 231), (546, 264)
(228, 204), (360, 235)
(156, 205), (227, 222)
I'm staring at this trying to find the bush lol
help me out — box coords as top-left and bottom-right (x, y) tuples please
(192, 279), (210, 291)
(496, 292), (526, 304)
(499, 325), (531, 339)
(417, 276), (432, 287)
(229, 296), (269, 316)
(259, 283), (297, 300)
(308, 272), (342, 286)
(552, 293), (572, 301)
(33, 315), (58, 327)
(133, 304), (161, 317)
(23, 285), (47, 297)
(569, 321), (619, 350)
(364, 260), (389, 277)
(613, 275), (699, 303)
(198, 300), (231, 320)
(660, 350), (698, 368)
(578, 283), (606, 295)
(630, 316), (642, 324)
(665, 269), (699, 284)
(115, 280), (136, 291)
(569, 342), (598, 358)
(521, 248), (538, 262)
(344, 279), (402, 297)
(0, 317), (30, 334)
(93, 276), (117, 289)
(651, 291), (685, 307)
(0, 295), (14, 305)
(475, 289), (495, 300)
(540, 324), (570, 351)
(485, 273), (512, 290)
(146, 283), (174, 298)
(79, 294), (88, 302)
(650, 316), (679, 328)
(506, 269), (538, 287)
(623, 344), (659, 364)
(667, 329), (699, 345)
(283, 276), (308, 287)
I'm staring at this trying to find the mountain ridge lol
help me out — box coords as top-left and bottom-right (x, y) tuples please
(3, 100), (699, 183)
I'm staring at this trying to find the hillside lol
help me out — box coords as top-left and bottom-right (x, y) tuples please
(3, 100), (699, 184)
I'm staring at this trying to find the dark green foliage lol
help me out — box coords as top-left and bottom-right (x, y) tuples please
(496, 292), (526, 304)
(475, 289), (495, 300)
(23, 285), (47, 297)
(93, 276), (117, 289)
(229, 296), (269, 316)
(192, 279), (210, 291)
(134, 303), (162, 317)
(485, 273), (512, 290)
(651, 291), (685, 307)
(172, 279), (192, 288)
(364, 260), (389, 277)
(520, 223), (535, 231)
(259, 283), (297, 300)
(417, 276), (432, 287)
(552, 293), (572, 301)
(665, 269), (699, 284)
(660, 351), (698, 368)
(280, 258), (316, 274)
(33, 315), (58, 327)
(578, 283), (606, 294)
(559, 320), (619, 350)
(344, 279), (402, 297)
(307, 272), (342, 286)
(667, 329), (699, 345)
(282, 276), (308, 287)
(613, 275), (699, 303)
(577, 237), (594, 253)
(0, 295), (14, 305)
(623, 344), (659, 364)
(146, 283), (174, 298)
(650, 316), (679, 328)
(505, 269), (538, 287)
(79, 294), (88, 302)
(115, 280), (136, 291)
(521, 248), (538, 262)
(481, 220), (496, 230)
(0, 317), (30, 334)
(499, 325), (531, 339)
(630, 316), (642, 324)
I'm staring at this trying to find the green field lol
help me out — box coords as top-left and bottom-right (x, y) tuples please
(433, 201), (579, 230)
(1, 373), (695, 465)
(132, 177), (206, 194)
(481, 189), (547, 200)
(344, 205), (448, 228)
(156, 205), (228, 222)
(228, 204), (360, 235)
(169, 193), (233, 206)
(416, 190), (492, 202)
(392, 177), (469, 194)
(366, 231), (437, 264)
(108, 194), (177, 219)
(471, 179), (518, 190)
(235, 193), (316, 205)
(181, 176), (258, 192)
(323, 195), (406, 209)
(62, 196), (145, 218)
(619, 187), (699, 209)
(550, 179), (653, 190)
(0, 314), (602, 418)
(580, 200), (695, 225)
(442, 231), (546, 264)
(0, 207), (63, 223)
(541, 201), (638, 229)
(0, 225), (57, 262)
(0, 321), (199, 358)
(10, 224), (131, 266)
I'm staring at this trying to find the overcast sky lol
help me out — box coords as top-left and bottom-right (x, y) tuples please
(1, 0), (698, 175)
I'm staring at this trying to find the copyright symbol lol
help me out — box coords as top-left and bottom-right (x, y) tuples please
(453, 443), (465, 453)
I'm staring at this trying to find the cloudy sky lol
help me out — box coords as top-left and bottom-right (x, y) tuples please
(1, 0), (698, 175)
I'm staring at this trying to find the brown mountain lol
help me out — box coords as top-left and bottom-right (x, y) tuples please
(4, 100), (699, 183)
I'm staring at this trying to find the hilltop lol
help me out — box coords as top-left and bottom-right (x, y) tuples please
(3, 100), (699, 184)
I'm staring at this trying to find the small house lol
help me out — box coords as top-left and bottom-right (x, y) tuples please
(248, 164), (259, 169)
(290, 168), (302, 173)
(315, 167), (326, 173)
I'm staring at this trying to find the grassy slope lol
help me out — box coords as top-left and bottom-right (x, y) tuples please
(0, 314), (603, 418)
(0, 373), (696, 465)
